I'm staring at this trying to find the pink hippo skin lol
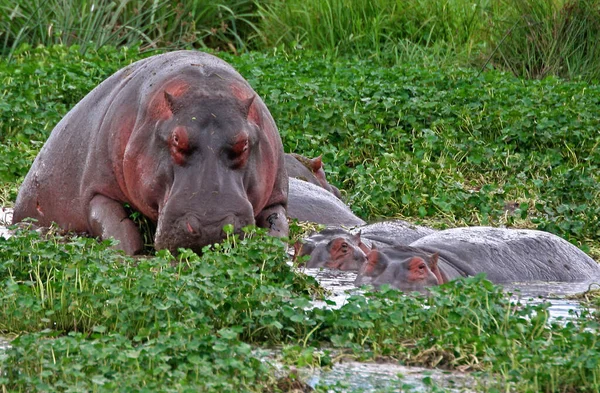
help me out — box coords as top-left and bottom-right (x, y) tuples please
(284, 153), (342, 199)
(12, 50), (289, 255)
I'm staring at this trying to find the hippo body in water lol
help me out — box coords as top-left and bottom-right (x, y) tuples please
(350, 220), (437, 248)
(12, 50), (289, 255)
(356, 227), (600, 290)
(294, 221), (436, 269)
(285, 153), (342, 199)
(293, 227), (368, 270)
(287, 178), (365, 227)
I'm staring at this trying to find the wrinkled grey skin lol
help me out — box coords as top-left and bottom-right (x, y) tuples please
(287, 178), (365, 226)
(284, 153), (342, 199)
(351, 220), (437, 248)
(13, 50), (288, 255)
(409, 226), (600, 283)
(355, 245), (439, 292)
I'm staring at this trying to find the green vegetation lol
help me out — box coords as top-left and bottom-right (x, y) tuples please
(3, 0), (600, 391)
(0, 227), (599, 392)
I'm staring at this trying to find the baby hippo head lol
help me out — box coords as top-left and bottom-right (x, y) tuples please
(355, 245), (441, 292)
(294, 229), (369, 270)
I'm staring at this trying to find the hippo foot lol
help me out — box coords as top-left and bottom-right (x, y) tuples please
(88, 195), (144, 255)
(256, 205), (289, 238)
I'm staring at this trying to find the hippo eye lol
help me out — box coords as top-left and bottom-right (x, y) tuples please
(340, 242), (348, 252)
(419, 263), (426, 270)
(228, 135), (250, 168)
(170, 126), (190, 165)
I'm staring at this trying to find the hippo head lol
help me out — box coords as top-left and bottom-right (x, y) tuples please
(355, 246), (441, 292)
(295, 229), (369, 270)
(123, 82), (282, 254)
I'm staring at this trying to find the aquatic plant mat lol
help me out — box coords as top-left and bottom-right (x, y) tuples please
(0, 227), (598, 392)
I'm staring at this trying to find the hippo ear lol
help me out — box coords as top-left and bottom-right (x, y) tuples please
(242, 94), (260, 125)
(309, 156), (323, 172)
(429, 252), (444, 284)
(164, 91), (179, 115)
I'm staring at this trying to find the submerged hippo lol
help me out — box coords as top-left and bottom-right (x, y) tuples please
(12, 50), (289, 255)
(284, 153), (342, 199)
(350, 220), (437, 248)
(287, 178), (365, 226)
(294, 220), (436, 269)
(356, 227), (600, 291)
(355, 245), (440, 292)
(294, 227), (368, 270)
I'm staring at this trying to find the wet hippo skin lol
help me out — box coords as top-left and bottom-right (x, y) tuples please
(357, 227), (600, 290)
(287, 178), (365, 227)
(13, 50), (289, 255)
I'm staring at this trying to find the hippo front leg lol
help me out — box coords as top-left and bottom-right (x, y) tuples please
(88, 194), (144, 255)
(256, 204), (289, 238)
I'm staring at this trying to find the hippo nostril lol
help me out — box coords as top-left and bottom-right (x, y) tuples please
(186, 221), (195, 234)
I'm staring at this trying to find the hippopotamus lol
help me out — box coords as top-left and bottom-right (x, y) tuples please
(287, 178), (365, 226)
(294, 220), (436, 269)
(350, 220), (437, 248)
(12, 50), (289, 255)
(284, 153), (342, 198)
(355, 245), (440, 292)
(293, 227), (368, 269)
(355, 227), (600, 291)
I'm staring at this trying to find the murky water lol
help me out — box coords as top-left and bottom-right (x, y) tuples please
(300, 266), (597, 391)
(0, 207), (12, 239)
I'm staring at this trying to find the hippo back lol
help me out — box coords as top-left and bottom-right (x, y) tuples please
(352, 220), (437, 248)
(287, 178), (365, 226)
(410, 226), (600, 283)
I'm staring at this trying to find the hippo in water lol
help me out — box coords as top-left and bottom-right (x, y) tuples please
(287, 178), (365, 227)
(355, 227), (600, 290)
(12, 50), (289, 255)
(355, 245), (440, 292)
(284, 153), (342, 199)
(294, 220), (436, 269)
(293, 227), (369, 270)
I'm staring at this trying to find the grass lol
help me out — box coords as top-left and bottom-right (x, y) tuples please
(4, 1), (600, 81)
(0, 0), (261, 57)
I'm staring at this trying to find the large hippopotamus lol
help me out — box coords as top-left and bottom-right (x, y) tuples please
(355, 227), (600, 290)
(284, 153), (342, 199)
(12, 50), (289, 255)
(287, 178), (365, 226)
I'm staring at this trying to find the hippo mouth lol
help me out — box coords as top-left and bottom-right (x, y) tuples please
(154, 212), (255, 254)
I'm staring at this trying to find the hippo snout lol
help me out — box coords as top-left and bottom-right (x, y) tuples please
(154, 212), (255, 254)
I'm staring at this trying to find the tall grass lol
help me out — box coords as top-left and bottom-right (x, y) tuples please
(256, 0), (497, 63)
(486, 0), (600, 81)
(0, 0), (261, 57)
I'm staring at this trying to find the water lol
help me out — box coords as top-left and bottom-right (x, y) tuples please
(300, 266), (595, 391)
(0, 207), (12, 239)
